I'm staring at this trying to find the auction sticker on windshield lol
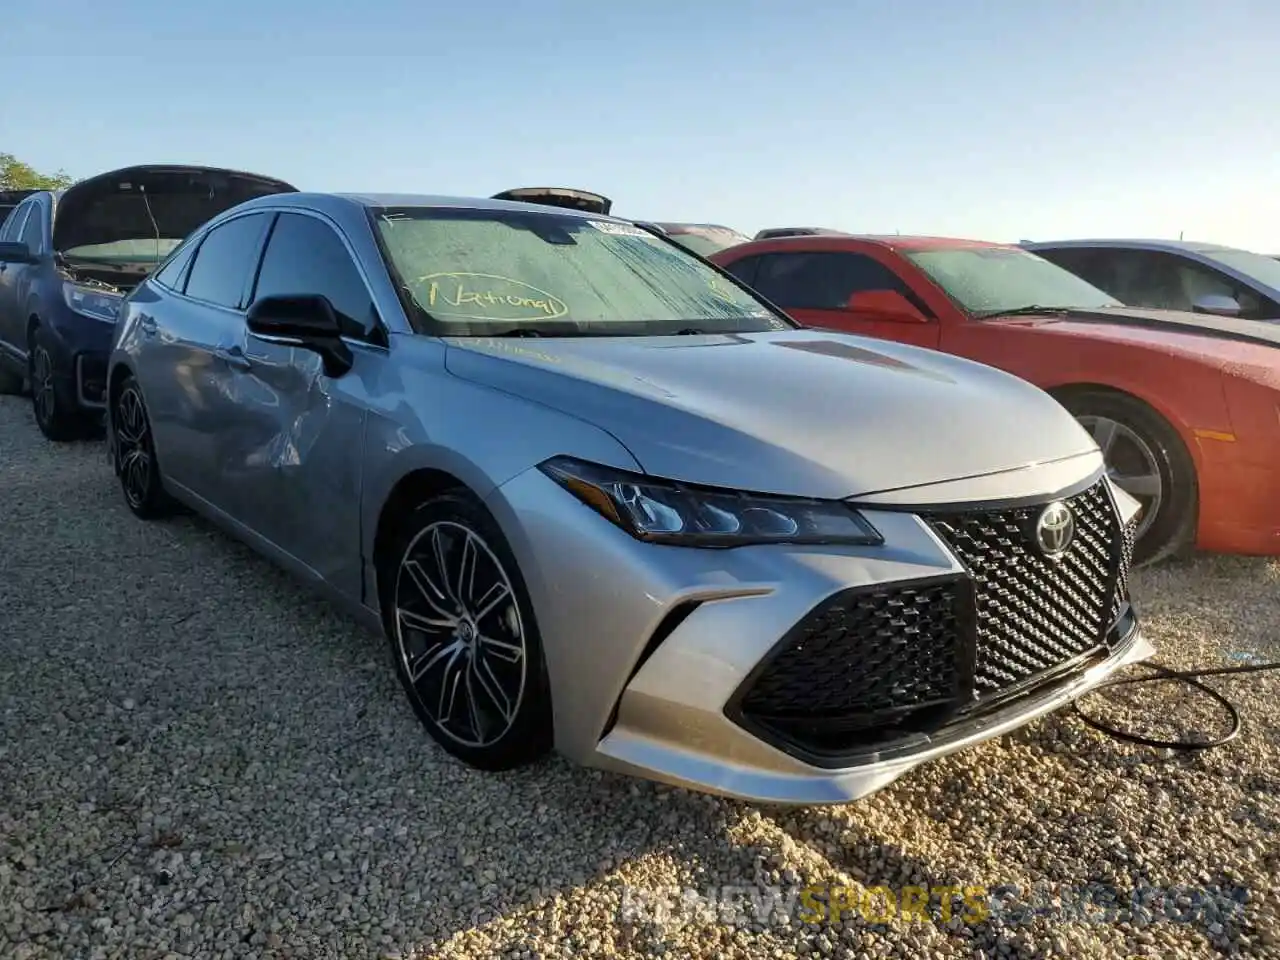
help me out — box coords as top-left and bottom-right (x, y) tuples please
(417, 273), (569, 322)
(587, 220), (653, 238)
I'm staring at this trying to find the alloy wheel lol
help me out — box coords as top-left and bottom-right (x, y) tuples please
(1077, 414), (1164, 542)
(393, 520), (528, 748)
(31, 346), (55, 428)
(114, 385), (153, 510)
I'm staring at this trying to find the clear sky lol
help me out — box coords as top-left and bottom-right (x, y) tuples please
(4, 0), (1277, 250)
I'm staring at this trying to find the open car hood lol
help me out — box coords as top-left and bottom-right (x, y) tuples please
(490, 186), (612, 215)
(52, 164), (297, 253)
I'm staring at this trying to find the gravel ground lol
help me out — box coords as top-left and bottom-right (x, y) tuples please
(1, 392), (1277, 960)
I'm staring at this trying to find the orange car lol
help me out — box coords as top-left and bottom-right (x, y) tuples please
(710, 235), (1280, 564)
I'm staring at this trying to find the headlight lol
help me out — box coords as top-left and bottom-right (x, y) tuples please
(539, 456), (883, 547)
(62, 282), (123, 323)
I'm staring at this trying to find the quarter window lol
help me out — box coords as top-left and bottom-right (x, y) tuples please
(153, 241), (197, 292)
(183, 213), (271, 309)
(251, 213), (378, 337)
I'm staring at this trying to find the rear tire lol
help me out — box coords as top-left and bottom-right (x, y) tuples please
(111, 374), (175, 519)
(379, 491), (553, 771)
(1060, 389), (1196, 566)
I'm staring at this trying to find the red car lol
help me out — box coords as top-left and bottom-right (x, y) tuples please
(710, 235), (1280, 564)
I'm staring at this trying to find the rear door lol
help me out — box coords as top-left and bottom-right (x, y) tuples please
(138, 211), (274, 502)
(742, 249), (941, 348)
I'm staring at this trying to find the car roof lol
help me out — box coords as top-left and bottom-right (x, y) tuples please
(1023, 238), (1241, 254)
(235, 191), (625, 222)
(730, 234), (1014, 253)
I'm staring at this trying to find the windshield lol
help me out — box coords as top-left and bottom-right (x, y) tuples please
(62, 238), (184, 263)
(374, 207), (791, 336)
(1200, 247), (1280, 291)
(906, 246), (1122, 315)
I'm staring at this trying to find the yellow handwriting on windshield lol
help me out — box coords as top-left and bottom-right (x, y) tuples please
(708, 276), (738, 303)
(419, 273), (569, 321)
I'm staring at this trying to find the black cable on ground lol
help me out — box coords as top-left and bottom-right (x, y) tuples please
(1071, 659), (1280, 750)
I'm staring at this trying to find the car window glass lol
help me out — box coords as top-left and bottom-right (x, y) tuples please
(153, 241), (197, 292)
(1038, 248), (1113, 289)
(183, 213), (271, 309)
(722, 255), (760, 286)
(252, 213), (378, 337)
(1170, 258), (1261, 315)
(753, 251), (931, 315)
(19, 205), (43, 253)
(1, 203), (29, 243)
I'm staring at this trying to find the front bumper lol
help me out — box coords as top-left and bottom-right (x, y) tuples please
(489, 459), (1145, 806)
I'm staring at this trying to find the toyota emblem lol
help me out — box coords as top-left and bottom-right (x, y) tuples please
(1034, 501), (1075, 559)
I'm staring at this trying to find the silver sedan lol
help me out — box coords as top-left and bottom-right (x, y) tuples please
(105, 192), (1151, 805)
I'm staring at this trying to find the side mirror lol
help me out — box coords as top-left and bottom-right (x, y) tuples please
(0, 241), (37, 264)
(1191, 293), (1241, 318)
(246, 294), (353, 377)
(846, 289), (927, 322)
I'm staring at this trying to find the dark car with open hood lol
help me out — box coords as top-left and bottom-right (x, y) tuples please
(0, 164), (296, 440)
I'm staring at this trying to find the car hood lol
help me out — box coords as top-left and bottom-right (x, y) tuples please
(52, 164), (297, 253)
(987, 305), (1280, 356)
(443, 330), (1099, 500)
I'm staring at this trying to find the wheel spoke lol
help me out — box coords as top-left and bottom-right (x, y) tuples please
(471, 655), (515, 722)
(398, 607), (454, 634)
(1112, 471), (1161, 498)
(478, 633), (523, 663)
(402, 559), (456, 620)
(471, 581), (511, 625)
(430, 527), (459, 606)
(409, 638), (459, 684)
(1089, 418), (1119, 455)
(436, 648), (467, 721)
(455, 534), (478, 609)
(461, 670), (486, 741)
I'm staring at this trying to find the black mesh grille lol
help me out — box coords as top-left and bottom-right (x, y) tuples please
(730, 478), (1130, 759)
(1111, 514), (1138, 622)
(922, 480), (1122, 696)
(739, 580), (963, 725)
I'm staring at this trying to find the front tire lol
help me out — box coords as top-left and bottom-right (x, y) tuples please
(112, 375), (174, 519)
(1061, 389), (1196, 565)
(381, 491), (553, 771)
(29, 325), (87, 442)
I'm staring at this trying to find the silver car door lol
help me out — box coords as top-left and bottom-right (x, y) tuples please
(143, 211), (273, 503)
(228, 210), (381, 594)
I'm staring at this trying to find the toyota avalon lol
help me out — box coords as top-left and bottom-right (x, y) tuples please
(105, 192), (1149, 804)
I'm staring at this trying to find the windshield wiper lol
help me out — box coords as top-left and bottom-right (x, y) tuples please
(975, 305), (1078, 319)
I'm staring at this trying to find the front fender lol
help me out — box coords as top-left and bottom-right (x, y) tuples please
(358, 340), (643, 579)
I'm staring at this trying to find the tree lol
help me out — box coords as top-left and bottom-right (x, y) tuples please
(0, 152), (74, 191)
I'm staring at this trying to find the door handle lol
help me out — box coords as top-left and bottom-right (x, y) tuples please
(213, 346), (253, 370)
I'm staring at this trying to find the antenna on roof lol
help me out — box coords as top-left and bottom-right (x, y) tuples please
(1179, 230), (1184, 240)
